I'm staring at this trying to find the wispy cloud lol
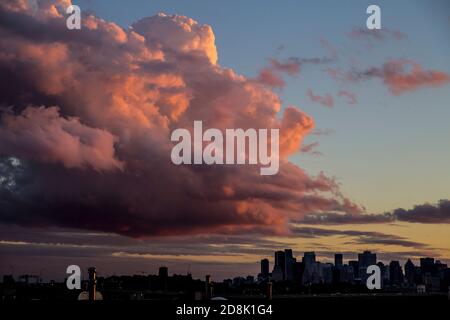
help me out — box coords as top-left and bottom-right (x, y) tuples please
(338, 90), (357, 105)
(348, 59), (450, 95)
(290, 226), (430, 249)
(307, 89), (334, 108)
(348, 27), (407, 41)
(300, 200), (450, 225)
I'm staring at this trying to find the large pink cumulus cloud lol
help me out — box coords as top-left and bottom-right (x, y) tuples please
(0, 0), (361, 237)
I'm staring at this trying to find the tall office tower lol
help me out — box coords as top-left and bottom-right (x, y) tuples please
(435, 260), (447, 269)
(389, 261), (404, 286)
(159, 266), (168, 291)
(358, 251), (376, 282)
(302, 252), (316, 267)
(420, 257), (436, 275)
(332, 254), (344, 284)
(274, 251), (286, 280)
(404, 259), (415, 284)
(205, 275), (212, 300)
(349, 260), (359, 279)
(334, 254), (343, 268)
(377, 262), (389, 287)
(342, 264), (355, 283)
(301, 252), (316, 284)
(284, 249), (296, 281)
(261, 258), (269, 279)
(159, 266), (168, 278)
(293, 261), (304, 282)
(322, 263), (334, 284)
(358, 251), (377, 268)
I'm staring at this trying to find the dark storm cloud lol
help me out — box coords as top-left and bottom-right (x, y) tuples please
(300, 200), (450, 225)
(289, 226), (429, 249)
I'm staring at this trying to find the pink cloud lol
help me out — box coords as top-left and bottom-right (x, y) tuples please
(324, 67), (344, 80)
(338, 90), (357, 104)
(280, 106), (315, 157)
(256, 68), (286, 88)
(0, 106), (123, 171)
(382, 60), (450, 95)
(306, 89), (334, 108)
(349, 59), (450, 95)
(0, 0), (361, 237)
(256, 46), (338, 88)
(269, 58), (301, 76)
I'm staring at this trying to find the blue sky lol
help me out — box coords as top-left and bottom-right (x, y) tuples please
(77, 0), (450, 213)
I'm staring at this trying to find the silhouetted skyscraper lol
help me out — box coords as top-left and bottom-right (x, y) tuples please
(159, 266), (168, 278)
(261, 258), (269, 279)
(377, 262), (389, 287)
(358, 251), (376, 282)
(159, 266), (168, 291)
(205, 275), (212, 300)
(274, 251), (286, 280)
(358, 251), (376, 268)
(405, 259), (415, 284)
(420, 257), (435, 275)
(335, 254), (343, 268)
(303, 252), (316, 267)
(293, 261), (304, 282)
(284, 249), (296, 281)
(349, 260), (359, 279)
(389, 261), (403, 286)
(301, 252), (316, 284)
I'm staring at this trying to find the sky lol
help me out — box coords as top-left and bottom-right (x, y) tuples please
(0, 0), (449, 281)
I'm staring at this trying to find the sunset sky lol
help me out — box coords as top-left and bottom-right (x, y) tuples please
(0, 0), (449, 281)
